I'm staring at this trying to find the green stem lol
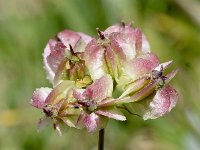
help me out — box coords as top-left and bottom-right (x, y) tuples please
(98, 129), (104, 150)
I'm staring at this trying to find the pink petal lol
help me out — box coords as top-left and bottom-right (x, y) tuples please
(45, 81), (75, 105)
(53, 60), (67, 86)
(144, 85), (178, 120)
(97, 98), (118, 107)
(46, 42), (66, 82)
(144, 86), (171, 119)
(43, 39), (58, 82)
(109, 27), (150, 60)
(110, 35), (126, 60)
(104, 22), (133, 35)
(78, 32), (92, 44)
(55, 98), (66, 111)
(140, 30), (150, 53)
(43, 39), (67, 84)
(31, 87), (52, 109)
(84, 113), (100, 133)
(134, 28), (142, 52)
(57, 30), (92, 53)
(97, 97), (131, 106)
(119, 77), (149, 98)
(126, 68), (178, 103)
(132, 27), (151, 53)
(95, 109), (126, 121)
(84, 39), (106, 80)
(104, 45), (119, 80)
(110, 32), (136, 60)
(57, 29), (81, 49)
(167, 85), (179, 110)
(73, 32), (92, 53)
(104, 23), (125, 35)
(83, 75), (113, 101)
(129, 81), (156, 102)
(132, 68), (177, 102)
(125, 53), (159, 80)
(133, 28), (150, 53)
(61, 115), (79, 128)
(125, 85), (178, 120)
(73, 89), (85, 102)
(76, 111), (86, 129)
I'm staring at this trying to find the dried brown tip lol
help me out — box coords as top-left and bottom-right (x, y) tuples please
(121, 20), (125, 28)
(96, 28), (105, 40)
(69, 44), (75, 55)
(55, 35), (61, 42)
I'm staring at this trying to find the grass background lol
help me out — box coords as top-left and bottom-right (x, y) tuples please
(0, 0), (200, 149)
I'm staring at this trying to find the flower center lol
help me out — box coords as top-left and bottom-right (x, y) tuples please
(43, 105), (58, 117)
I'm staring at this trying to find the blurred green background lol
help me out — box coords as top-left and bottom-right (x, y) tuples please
(1, 0), (200, 149)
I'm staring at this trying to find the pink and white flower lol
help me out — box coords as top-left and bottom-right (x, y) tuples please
(73, 75), (126, 132)
(31, 22), (178, 134)
(31, 81), (81, 135)
(84, 22), (178, 120)
(43, 30), (92, 86)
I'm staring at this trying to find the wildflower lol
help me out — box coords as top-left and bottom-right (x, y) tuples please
(43, 30), (92, 87)
(31, 81), (81, 135)
(73, 75), (126, 132)
(31, 22), (178, 134)
(123, 62), (178, 120)
(84, 22), (178, 120)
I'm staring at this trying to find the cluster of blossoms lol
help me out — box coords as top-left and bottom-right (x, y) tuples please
(31, 22), (178, 134)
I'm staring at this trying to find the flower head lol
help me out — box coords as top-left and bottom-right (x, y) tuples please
(31, 81), (81, 135)
(73, 75), (126, 132)
(84, 22), (178, 120)
(43, 30), (92, 87)
(31, 22), (178, 134)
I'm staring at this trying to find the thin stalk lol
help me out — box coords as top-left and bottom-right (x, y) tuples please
(98, 129), (104, 150)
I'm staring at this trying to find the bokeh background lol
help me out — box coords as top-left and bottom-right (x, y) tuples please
(1, 0), (200, 149)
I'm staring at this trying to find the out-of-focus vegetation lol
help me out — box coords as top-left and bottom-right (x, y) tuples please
(0, 0), (200, 149)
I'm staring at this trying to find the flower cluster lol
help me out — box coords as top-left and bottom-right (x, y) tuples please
(31, 22), (178, 134)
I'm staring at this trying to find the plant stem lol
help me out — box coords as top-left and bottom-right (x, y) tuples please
(98, 129), (104, 150)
